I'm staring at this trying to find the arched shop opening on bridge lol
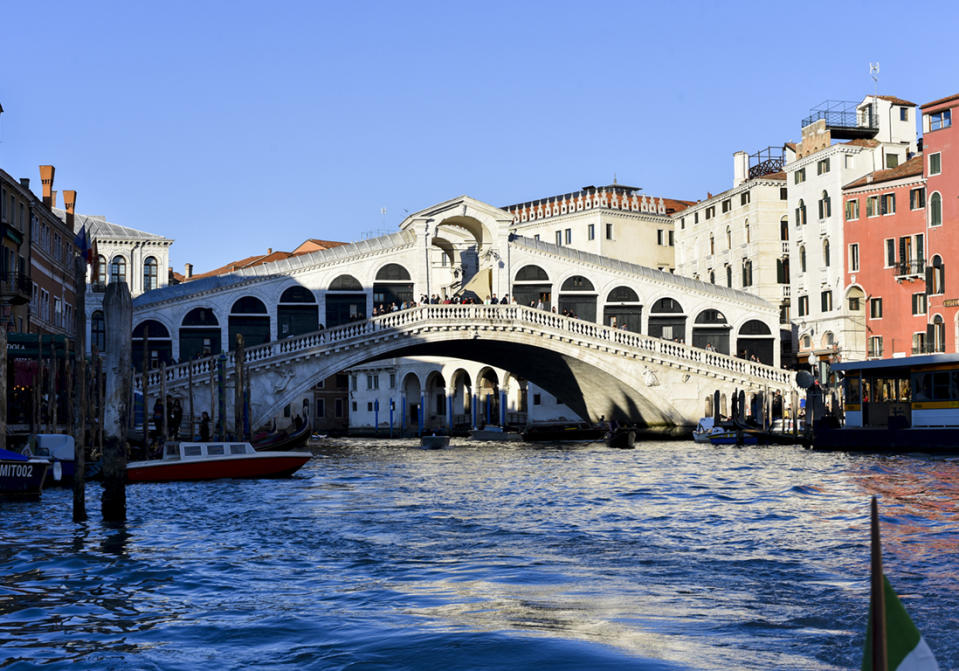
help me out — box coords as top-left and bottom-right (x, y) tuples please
(449, 369), (472, 428)
(278, 285), (319, 338)
(558, 275), (596, 321)
(326, 274), (366, 327)
(180, 308), (220, 360)
(692, 309), (731, 354)
(647, 297), (686, 342)
(133, 320), (173, 371)
(401, 373), (422, 429)
(603, 286), (642, 331)
(512, 264), (551, 309)
(229, 296), (270, 349)
(373, 263), (413, 309)
(477, 368), (500, 427)
(737, 320), (775, 365)
(424, 371), (446, 428)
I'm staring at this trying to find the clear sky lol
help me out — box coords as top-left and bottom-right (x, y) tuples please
(1, 1), (956, 274)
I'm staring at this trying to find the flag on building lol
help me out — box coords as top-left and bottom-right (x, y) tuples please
(862, 497), (939, 671)
(73, 225), (89, 262)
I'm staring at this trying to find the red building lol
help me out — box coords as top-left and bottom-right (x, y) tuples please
(842, 155), (927, 358)
(921, 92), (959, 352)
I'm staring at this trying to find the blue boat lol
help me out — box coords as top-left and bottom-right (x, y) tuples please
(0, 448), (51, 498)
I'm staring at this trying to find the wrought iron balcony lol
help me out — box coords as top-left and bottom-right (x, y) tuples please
(894, 259), (925, 278)
(802, 100), (879, 140)
(748, 147), (785, 179)
(0, 271), (31, 305)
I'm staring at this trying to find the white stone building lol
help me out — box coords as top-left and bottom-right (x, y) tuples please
(673, 150), (790, 357)
(784, 95), (917, 367)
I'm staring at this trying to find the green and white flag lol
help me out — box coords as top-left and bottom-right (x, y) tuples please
(862, 575), (939, 671)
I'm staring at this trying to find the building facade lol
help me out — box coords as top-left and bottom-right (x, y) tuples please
(673, 149), (791, 358)
(785, 95), (918, 375)
(0, 170), (33, 332)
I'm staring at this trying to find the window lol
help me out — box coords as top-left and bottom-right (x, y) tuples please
(316, 399), (325, 417)
(912, 332), (926, 355)
(742, 260), (753, 287)
(588, 224), (595, 240)
(722, 199), (731, 213)
(845, 199), (859, 220)
(794, 167), (806, 184)
(900, 107), (909, 122)
(705, 206), (715, 219)
(709, 235), (715, 254)
(799, 245), (807, 273)
(866, 196), (879, 217)
(564, 228), (572, 244)
(798, 295), (809, 317)
(367, 402), (373, 412)
(366, 374), (379, 390)
(351, 375), (357, 391)
(880, 193), (895, 215)
(725, 226), (732, 249)
(929, 192), (942, 226)
(657, 229), (664, 245)
(740, 191), (750, 206)
(668, 230), (674, 246)
(533, 234), (540, 241)
(928, 256), (945, 295)
(555, 230), (562, 246)
(849, 243), (860, 272)
(929, 109), (952, 131)
(912, 292), (927, 315)
(870, 297), (883, 319)
(744, 222), (750, 243)
(335, 399), (344, 417)
(848, 295), (861, 311)
(929, 153), (941, 175)
(780, 187), (788, 200)
(91, 310), (106, 352)
(821, 290), (833, 312)
(885, 153), (899, 169)
(709, 270), (715, 284)
(389, 373), (396, 388)
(605, 223), (613, 239)
(796, 199), (807, 226)
(533, 393), (541, 406)
(110, 256), (127, 284)
(885, 239), (896, 267)
(822, 239), (830, 267)
(694, 212), (699, 224)
(817, 158), (830, 175)
(868, 336), (883, 358)
(818, 190), (831, 219)
(143, 256), (158, 291)
(726, 265), (732, 287)
(910, 187), (926, 210)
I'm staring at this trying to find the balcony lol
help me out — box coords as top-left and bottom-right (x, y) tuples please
(748, 147), (786, 179)
(0, 271), (31, 305)
(894, 259), (925, 279)
(802, 100), (879, 140)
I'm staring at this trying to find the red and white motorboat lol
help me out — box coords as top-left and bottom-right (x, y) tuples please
(126, 441), (311, 483)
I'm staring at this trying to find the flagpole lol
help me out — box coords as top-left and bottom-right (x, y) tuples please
(870, 496), (888, 671)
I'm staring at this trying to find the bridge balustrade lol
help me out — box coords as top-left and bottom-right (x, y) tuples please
(135, 304), (792, 392)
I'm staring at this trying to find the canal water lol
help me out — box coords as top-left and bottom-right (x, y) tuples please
(1, 439), (957, 670)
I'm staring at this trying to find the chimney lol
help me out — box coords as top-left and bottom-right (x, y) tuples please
(185, 263), (193, 278)
(267, 248), (272, 255)
(733, 151), (749, 187)
(63, 190), (77, 231)
(39, 165), (55, 208)
(19, 178), (30, 190)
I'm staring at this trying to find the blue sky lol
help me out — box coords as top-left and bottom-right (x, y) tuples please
(1, 1), (956, 273)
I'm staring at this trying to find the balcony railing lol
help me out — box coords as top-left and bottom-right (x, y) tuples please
(894, 259), (925, 278)
(802, 100), (879, 139)
(0, 271), (32, 305)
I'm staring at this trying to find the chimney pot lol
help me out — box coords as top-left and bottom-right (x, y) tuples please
(38, 165), (55, 207)
(267, 248), (272, 255)
(64, 190), (77, 230)
(185, 263), (193, 278)
(19, 178), (30, 190)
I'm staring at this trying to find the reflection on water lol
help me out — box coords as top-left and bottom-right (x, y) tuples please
(0, 439), (957, 670)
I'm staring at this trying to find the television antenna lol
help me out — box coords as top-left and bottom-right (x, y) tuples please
(869, 62), (880, 98)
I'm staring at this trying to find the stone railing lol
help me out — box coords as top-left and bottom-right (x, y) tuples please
(136, 304), (793, 391)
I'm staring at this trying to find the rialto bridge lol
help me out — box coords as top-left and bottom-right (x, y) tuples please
(128, 196), (793, 431)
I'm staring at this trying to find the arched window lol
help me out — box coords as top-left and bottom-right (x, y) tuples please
(143, 256), (158, 292)
(606, 286), (638, 303)
(799, 245), (807, 273)
(930, 192), (942, 227)
(797, 199), (807, 226)
(96, 255), (107, 285)
(780, 216), (789, 241)
(818, 190), (831, 219)
(709, 234), (715, 255)
(929, 255), (945, 295)
(91, 310), (105, 352)
(110, 256), (127, 284)
(560, 275), (594, 291)
(514, 265), (548, 281)
(823, 239), (831, 267)
(742, 259), (753, 287)
(709, 269), (715, 284)
(932, 315), (946, 352)
(725, 226), (732, 249)
(329, 274), (362, 291)
(726, 264), (733, 287)
(744, 220), (751, 244)
(375, 263), (411, 281)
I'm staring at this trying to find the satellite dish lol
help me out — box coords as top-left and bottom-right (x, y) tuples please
(796, 371), (815, 389)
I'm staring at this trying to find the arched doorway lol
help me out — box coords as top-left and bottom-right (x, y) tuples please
(512, 265), (551, 309)
(449, 369), (472, 430)
(692, 309), (730, 354)
(228, 296), (270, 349)
(425, 371), (446, 430)
(558, 275), (597, 321)
(133, 320), (172, 371)
(373, 263), (414, 309)
(477, 368), (500, 427)
(402, 373), (422, 431)
(603, 286), (642, 332)
(931, 314), (946, 353)
(737, 320), (774, 365)
(326, 274), (366, 327)
(278, 285), (319, 338)
(648, 297), (686, 342)
(180, 307), (221, 360)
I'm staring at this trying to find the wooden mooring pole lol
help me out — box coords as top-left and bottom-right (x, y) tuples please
(101, 282), (132, 523)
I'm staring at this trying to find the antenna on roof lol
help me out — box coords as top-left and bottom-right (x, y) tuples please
(613, 173), (618, 185)
(869, 62), (880, 98)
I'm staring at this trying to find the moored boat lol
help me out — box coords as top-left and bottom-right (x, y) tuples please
(251, 419), (311, 452)
(126, 442), (311, 483)
(522, 422), (606, 442)
(0, 448), (51, 498)
(606, 426), (636, 449)
(420, 434), (450, 449)
(692, 417), (724, 443)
